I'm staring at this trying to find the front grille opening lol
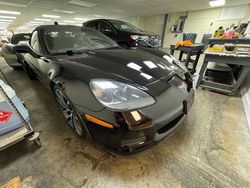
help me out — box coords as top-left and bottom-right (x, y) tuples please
(157, 114), (184, 134)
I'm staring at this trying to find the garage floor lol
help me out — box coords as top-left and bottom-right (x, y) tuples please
(0, 55), (250, 188)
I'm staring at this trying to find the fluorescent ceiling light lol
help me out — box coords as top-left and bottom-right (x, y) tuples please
(53, 9), (74, 14)
(75, 24), (82, 26)
(108, 9), (124, 13)
(209, 0), (225, 7)
(63, 20), (77, 23)
(69, 0), (96, 7)
(74, 18), (87, 21)
(0, 15), (16, 19)
(0, 23), (10, 26)
(42, 14), (61, 18)
(143, 61), (157, 69)
(0, 24), (10, 27)
(140, 73), (152, 80)
(25, 24), (39, 27)
(34, 18), (51, 21)
(0, 19), (13, 22)
(127, 62), (142, 71)
(29, 21), (44, 24)
(94, 15), (102, 18)
(0, 10), (21, 15)
(0, 1), (27, 8)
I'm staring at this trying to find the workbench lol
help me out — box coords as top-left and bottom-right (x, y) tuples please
(196, 51), (250, 95)
(170, 44), (205, 74)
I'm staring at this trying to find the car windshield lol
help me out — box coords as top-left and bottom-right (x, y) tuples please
(109, 20), (141, 32)
(42, 26), (119, 55)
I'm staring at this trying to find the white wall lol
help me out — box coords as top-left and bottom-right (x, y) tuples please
(241, 74), (250, 128)
(144, 15), (165, 36)
(182, 5), (250, 43)
(163, 5), (250, 47)
(120, 16), (145, 30)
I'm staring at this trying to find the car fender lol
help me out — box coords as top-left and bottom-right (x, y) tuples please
(51, 75), (105, 113)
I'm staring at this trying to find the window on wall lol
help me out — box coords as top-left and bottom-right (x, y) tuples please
(219, 5), (248, 20)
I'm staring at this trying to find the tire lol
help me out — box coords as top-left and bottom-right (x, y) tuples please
(23, 63), (37, 80)
(54, 85), (90, 138)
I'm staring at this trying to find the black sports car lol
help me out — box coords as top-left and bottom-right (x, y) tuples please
(14, 25), (194, 154)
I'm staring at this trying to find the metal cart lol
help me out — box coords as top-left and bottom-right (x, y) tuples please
(170, 44), (205, 74)
(0, 79), (41, 151)
(196, 38), (250, 95)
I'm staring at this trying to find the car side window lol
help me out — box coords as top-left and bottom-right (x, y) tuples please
(99, 21), (114, 33)
(85, 21), (98, 30)
(30, 31), (41, 53)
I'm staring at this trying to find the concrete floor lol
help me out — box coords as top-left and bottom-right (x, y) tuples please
(0, 56), (250, 188)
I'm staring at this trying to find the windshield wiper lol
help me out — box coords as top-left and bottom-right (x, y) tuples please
(90, 46), (121, 51)
(50, 50), (84, 56)
(105, 46), (121, 50)
(66, 50), (83, 56)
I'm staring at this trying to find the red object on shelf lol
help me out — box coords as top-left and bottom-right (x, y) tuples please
(0, 110), (12, 123)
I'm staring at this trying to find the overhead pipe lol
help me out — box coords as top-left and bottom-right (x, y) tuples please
(161, 14), (168, 48)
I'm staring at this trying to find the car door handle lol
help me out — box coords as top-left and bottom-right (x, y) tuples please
(48, 72), (52, 78)
(40, 57), (49, 63)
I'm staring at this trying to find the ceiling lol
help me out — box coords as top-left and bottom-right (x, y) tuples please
(0, 0), (249, 31)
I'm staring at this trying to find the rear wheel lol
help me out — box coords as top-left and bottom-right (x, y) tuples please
(54, 85), (89, 138)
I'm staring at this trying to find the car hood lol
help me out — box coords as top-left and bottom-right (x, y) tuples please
(60, 48), (175, 87)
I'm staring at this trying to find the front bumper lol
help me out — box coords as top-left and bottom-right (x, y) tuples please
(129, 37), (161, 48)
(82, 88), (194, 155)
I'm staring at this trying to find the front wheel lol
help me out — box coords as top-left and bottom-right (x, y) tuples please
(54, 85), (89, 138)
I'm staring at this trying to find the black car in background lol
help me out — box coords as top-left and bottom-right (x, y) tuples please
(14, 25), (193, 154)
(83, 19), (161, 48)
(2, 33), (31, 69)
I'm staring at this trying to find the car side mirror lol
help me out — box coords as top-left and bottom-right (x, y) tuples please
(13, 44), (41, 58)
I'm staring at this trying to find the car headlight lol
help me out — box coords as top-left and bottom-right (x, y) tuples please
(90, 79), (155, 111)
(130, 35), (148, 41)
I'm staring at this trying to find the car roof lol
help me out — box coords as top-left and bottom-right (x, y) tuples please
(84, 19), (126, 23)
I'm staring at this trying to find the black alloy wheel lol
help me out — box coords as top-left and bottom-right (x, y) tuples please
(54, 86), (89, 138)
